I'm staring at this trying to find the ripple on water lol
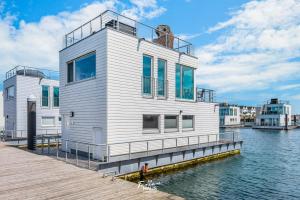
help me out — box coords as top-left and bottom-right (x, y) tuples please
(154, 128), (300, 200)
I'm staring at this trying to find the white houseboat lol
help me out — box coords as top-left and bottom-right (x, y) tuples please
(59, 10), (242, 174)
(255, 98), (292, 129)
(219, 103), (241, 127)
(3, 66), (61, 138)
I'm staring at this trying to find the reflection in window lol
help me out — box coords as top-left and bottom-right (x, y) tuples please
(164, 115), (178, 130)
(176, 64), (194, 100)
(6, 86), (15, 99)
(42, 85), (49, 107)
(157, 59), (166, 97)
(143, 115), (159, 130)
(75, 53), (96, 81)
(143, 55), (152, 95)
(41, 116), (55, 126)
(183, 115), (194, 129)
(53, 87), (59, 107)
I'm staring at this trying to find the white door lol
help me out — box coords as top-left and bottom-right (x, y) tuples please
(92, 127), (105, 160)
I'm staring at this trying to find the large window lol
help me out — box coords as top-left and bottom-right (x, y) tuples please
(164, 115), (178, 131)
(41, 116), (55, 126)
(67, 52), (96, 83)
(176, 64), (194, 100)
(6, 86), (15, 99)
(143, 115), (159, 132)
(157, 59), (166, 97)
(183, 115), (194, 129)
(53, 87), (59, 107)
(42, 85), (49, 107)
(143, 55), (153, 95)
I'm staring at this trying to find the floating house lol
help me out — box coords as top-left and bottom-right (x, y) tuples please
(239, 106), (256, 126)
(59, 10), (242, 174)
(3, 66), (61, 138)
(219, 103), (241, 127)
(255, 98), (292, 129)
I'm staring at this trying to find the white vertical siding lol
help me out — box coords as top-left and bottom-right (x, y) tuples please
(3, 77), (17, 131)
(59, 29), (107, 144)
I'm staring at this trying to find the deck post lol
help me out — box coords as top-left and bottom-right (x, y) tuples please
(107, 145), (110, 163)
(65, 141), (68, 162)
(56, 139), (59, 158)
(129, 143), (131, 159)
(88, 145), (90, 169)
(76, 143), (78, 166)
(47, 137), (50, 154)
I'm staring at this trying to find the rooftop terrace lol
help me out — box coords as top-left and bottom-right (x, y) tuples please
(64, 10), (194, 56)
(5, 66), (59, 81)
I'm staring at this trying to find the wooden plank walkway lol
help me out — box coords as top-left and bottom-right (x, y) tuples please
(0, 143), (182, 200)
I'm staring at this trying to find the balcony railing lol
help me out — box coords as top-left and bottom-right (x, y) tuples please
(197, 88), (215, 103)
(64, 10), (193, 56)
(5, 66), (59, 81)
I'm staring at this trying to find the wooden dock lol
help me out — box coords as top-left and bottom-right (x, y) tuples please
(0, 143), (182, 200)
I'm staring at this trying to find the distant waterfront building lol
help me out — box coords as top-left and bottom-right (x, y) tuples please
(3, 66), (61, 138)
(0, 92), (4, 130)
(219, 103), (241, 127)
(239, 106), (256, 126)
(255, 98), (292, 129)
(292, 115), (300, 126)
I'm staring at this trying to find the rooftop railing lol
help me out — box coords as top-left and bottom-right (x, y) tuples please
(64, 10), (194, 56)
(197, 88), (215, 103)
(5, 66), (59, 81)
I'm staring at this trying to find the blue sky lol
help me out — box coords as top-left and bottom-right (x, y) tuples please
(0, 0), (299, 112)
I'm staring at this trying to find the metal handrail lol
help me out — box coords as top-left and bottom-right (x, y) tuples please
(3, 128), (62, 139)
(63, 10), (193, 55)
(5, 65), (59, 80)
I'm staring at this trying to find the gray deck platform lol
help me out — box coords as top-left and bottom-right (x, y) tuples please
(0, 142), (182, 200)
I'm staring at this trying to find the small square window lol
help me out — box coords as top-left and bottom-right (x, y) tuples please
(183, 115), (194, 129)
(164, 115), (178, 132)
(143, 115), (159, 133)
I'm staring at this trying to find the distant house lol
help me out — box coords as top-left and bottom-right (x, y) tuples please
(3, 66), (61, 138)
(255, 98), (292, 129)
(219, 103), (241, 127)
(239, 106), (256, 126)
(0, 91), (4, 131)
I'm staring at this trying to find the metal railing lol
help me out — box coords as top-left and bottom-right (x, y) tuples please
(64, 10), (193, 56)
(197, 88), (215, 103)
(3, 129), (62, 140)
(5, 66), (59, 80)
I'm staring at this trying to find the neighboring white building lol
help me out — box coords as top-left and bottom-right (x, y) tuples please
(0, 91), (4, 131)
(59, 10), (219, 158)
(255, 98), (292, 128)
(3, 66), (61, 138)
(219, 103), (241, 126)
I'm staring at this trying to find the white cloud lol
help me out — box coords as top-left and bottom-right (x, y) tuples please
(196, 0), (300, 93)
(176, 33), (201, 41)
(278, 84), (300, 91)
(0, 0), (166, 81)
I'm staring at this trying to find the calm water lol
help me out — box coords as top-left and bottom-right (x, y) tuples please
(154, 128), (300, 200)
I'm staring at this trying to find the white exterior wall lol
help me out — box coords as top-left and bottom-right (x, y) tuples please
(59, 30), (107, 144)
(3, 75), (60, 137)
(106, 29), (219, 145)
(59, 28), (219, 156)
(220, 106), (240, 126)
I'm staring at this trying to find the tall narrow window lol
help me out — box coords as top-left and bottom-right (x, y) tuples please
(42, 85), (49, 107)
(6, 86), (15, 99)
(143, 55), (152, 95)
(157, 59), (166, 97)
(176, 64), (181, 98)
(67, 62), (74, 83)
(53, 87), (59, 107)
(176, 64), (194, 100)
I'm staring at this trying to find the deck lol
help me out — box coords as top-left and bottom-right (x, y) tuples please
(0, 142), (182, 200)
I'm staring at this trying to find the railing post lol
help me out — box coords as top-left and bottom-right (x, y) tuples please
(129, 143), (131, 159)
(88, 145), (90, 169)
(42, 135), (44, 153)
(81, 27), (83, 39)
(162, 139), (164, 152)
(65, 141), (68, 162)
(175, 138), (178, 150)
(72, 32), (74, 44)
(198, 135), (200, 147)
(208, 135), (210, 144)
(56, 139), (59, 159)
(65, 35), (67, 47)
(48, 137), (50, 154)
(232, 132), (235, 142)
(187, 136), (190, 146)
(76, 143), (78, 166)
(90, 21), (92, 34)
(147, 141), (149, 156)
(107, 145), (110, 163)
(100, 15), (102, 29)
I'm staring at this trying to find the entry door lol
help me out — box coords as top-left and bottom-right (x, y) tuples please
(92, 127), (103, 160)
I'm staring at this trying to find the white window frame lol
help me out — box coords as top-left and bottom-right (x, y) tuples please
(41, 116), (56, 127)
(164, 115), (179, 133)
(182, 115), (195, 131)
(142, 114), (160, 134)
